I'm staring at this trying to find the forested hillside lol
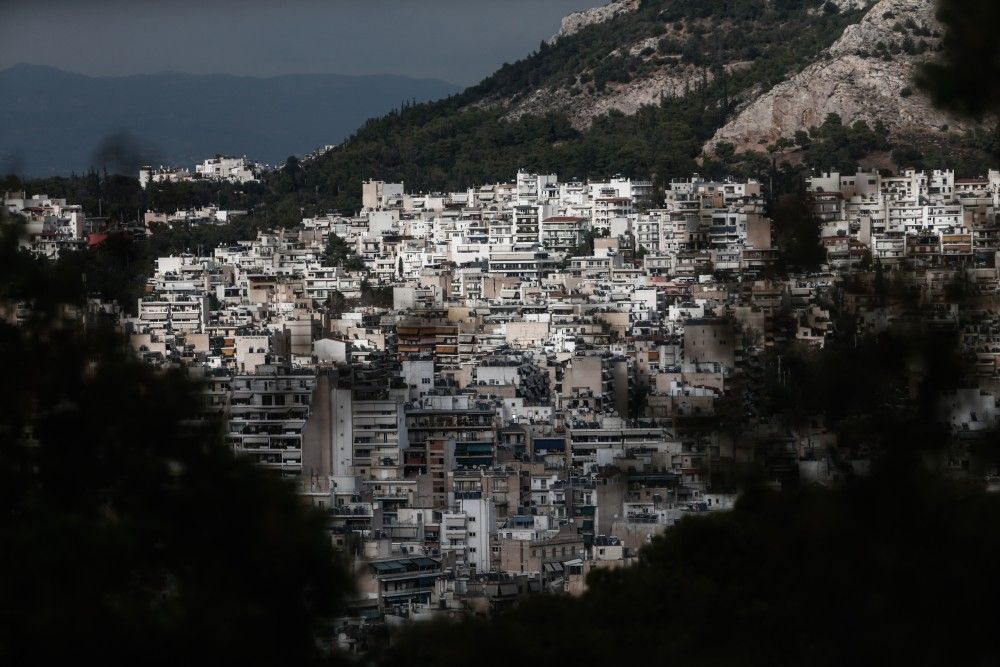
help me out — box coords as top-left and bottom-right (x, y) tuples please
(292, 0), (869, 212)
(5, 0), (996, 233)
(285, 0), (993, 214)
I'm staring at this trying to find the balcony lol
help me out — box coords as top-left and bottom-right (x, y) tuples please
(332, 505), (374, 517)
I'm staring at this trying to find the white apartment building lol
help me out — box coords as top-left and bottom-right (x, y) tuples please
(441, 494), (496, 573)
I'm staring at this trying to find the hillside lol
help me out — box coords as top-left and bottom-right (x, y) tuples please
(11, 0), (994, 220)
(286, 0), (993, 215)
(707, 0), (970, 153)
(0, 64), (459, 177)
(472, 0), (869, 128)
(294, 0), (867, 209)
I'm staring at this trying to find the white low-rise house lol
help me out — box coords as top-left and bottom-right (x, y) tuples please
(195, 155), (257, 183)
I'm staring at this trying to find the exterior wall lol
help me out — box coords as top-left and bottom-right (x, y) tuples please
(498, 532), (585, 574)
(562, 356), (605, 398)
(683, 321), (735, 369)
(459, 496), (495, 573)
(746, 213), (772, 250)
(506, 321), (551, 347)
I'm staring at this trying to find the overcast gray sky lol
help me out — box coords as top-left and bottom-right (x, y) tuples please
(0, 0), (599, 85)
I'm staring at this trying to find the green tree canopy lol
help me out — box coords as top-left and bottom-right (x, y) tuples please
(324, 232), (365, 271)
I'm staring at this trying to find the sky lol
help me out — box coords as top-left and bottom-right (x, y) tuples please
(0, 0), (600, 86)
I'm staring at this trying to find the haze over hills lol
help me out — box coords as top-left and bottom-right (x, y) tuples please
(0, 64), (460, 177)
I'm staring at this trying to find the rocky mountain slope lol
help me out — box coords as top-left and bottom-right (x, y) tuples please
(477, 0), (883, 131)
(280, 0), (989, 213)
(552, 0), (641, 41)
(708, 0), (969, 152)
(475, 0), (973, 154)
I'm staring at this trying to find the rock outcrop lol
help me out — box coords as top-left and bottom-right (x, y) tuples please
(707, 0), (967, 152)
(551, 0), (640, 42)
(503, 63), (712, 129)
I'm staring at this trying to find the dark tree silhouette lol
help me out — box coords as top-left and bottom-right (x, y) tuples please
(917, 0), (1000, 120)
(0, 218), (351, 665)
(372, 313), (996, 666)
(771, 191), (826, 270)
(375, 461), (1000, 667)
(324, 232), (365, 271)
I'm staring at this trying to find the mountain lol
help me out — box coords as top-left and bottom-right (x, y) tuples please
(283, 0), (991, 214)
(708, 0), (967, 152)
(552, 0), (642, 41)
(12, 1), (991, 215)
(490, 0), (981, 150)
(0, 64), (460, 177)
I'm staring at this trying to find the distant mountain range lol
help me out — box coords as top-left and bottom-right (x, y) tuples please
(0, 64), (460, 177)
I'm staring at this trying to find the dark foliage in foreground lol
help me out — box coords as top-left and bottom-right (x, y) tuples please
(917, 0), (1000, 121)
(1, 5), (998, 662)
(375, 309), (996, 665)
(0, 221), (351, 665)
(378, 461), (1000, 667)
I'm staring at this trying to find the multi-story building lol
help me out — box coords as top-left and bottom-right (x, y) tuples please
(216, 364), (316, 476)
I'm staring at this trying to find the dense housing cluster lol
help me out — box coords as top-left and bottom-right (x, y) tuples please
(6, 164), (1000, 647)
